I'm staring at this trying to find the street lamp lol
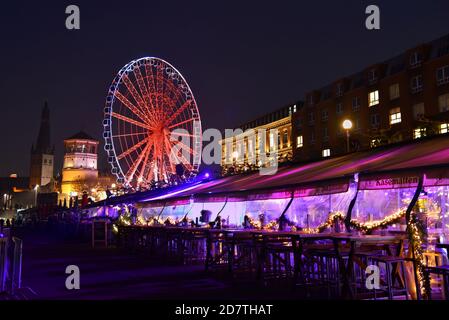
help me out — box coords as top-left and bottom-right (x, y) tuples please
(342, 119), (353, 153)
(34, 184), (39, 207)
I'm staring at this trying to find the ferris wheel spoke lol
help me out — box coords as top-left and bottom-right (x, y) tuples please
(117, 137), (149, 160)
(137, 139), (153, 183)
(122, 74), (150, 117)
(168, 117), (194, 129)
(111, 112), (150, 130)
(112, 132), (147, 138)
(170, 139), (194, 156)
(114, 91), (151, 124)
(165, 100), (192, 125)
(144, 62), (157, 95)
(163, 138), (177, 174)
(133, 67), (156, 115)
(126, 141), (151, 182)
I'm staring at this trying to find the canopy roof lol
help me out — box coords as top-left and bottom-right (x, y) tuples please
(91, 134), (449, 208)
(140, 135), (449, 205)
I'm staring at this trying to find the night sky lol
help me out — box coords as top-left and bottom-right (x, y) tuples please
(0, 0), (448, 177)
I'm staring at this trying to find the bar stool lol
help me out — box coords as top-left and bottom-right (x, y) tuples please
(370, 255), (410, 300)
(424, 265), (449, 299)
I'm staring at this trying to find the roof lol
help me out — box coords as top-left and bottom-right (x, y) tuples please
(88, 134), (449, 208)
(65, 131), (97, 141)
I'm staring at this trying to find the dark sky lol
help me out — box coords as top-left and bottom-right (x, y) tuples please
(0, 0), (448, 177)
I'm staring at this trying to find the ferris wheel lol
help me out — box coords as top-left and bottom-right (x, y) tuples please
(103, 57), (202, 188)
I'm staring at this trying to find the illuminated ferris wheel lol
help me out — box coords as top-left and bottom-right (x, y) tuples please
(103, 57), (202, 188)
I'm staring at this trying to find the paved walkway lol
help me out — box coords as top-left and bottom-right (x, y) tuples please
(14, 227), (297, 300)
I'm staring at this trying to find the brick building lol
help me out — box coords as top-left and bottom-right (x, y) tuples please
(292, 33), (449, 162)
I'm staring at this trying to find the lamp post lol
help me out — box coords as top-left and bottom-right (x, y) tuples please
(34, 184), (39, 207)
(342, 119), (353, 153)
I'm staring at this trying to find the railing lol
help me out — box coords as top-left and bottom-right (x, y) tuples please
(0, 231), (23, 295)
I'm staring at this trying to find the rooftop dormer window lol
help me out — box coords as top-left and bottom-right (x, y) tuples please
(410, 52), (422, 68)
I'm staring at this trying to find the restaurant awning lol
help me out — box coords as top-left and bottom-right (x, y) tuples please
(137, 134), (449, 205)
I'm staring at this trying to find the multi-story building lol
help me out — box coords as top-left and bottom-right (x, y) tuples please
(292, 33), (449, 162)
(220, 102), (302, 174)
(61, 131), (99, 198)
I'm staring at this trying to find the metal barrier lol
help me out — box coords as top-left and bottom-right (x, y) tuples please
(0, 234), (23, 295)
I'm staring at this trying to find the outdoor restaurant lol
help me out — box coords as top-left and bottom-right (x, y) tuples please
(85, 134), (449, 300)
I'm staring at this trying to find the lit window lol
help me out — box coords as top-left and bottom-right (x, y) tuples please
(368, 90), (379, 107)
(293, 104), (297, 113)
(283, 130), (288, 145)
(413, 128), (426, 139)
(389, 83), (400, 100)
(413, 103), (425, 120)
(322, 149), (331, 157)
(439, 94), (449, 113)
(437, 66), (449, 85)
(411, 75), (423, 93)
(296, 135), (303, 148)
(389, 108), (402, 125)
(352, 97), (360, 111)
(269, 132), (275, 150)
(440, 123), (449, 134)
(336, 103), (343, 114)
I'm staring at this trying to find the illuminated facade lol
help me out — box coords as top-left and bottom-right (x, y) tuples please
(292, 33), (449, 162)
(61, 132), (99, 198)
(29, 102), (54, 189)
(220, 103), (301, 174)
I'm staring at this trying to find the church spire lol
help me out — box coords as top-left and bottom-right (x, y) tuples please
(34, 101), (53, 154)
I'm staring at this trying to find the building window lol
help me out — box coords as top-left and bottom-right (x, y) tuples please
(368, 69), (377, 83)
(370, 113), (380, 128)
(413, 103), (425, 120)
(368, 90), (379, 107)
(310, 132), (315, 144)
(308, 112), (315, 124)
(437, 65), (449, 85)
(323, 127), (329, 141)
(336, 103), (343, 114)
(352, 97), (360, 111)
(411, 75), (423, 93)
(296, 135), (303, 148)
(355, 118), (360, 130)
(389, 83), (400, 100)
(413, 128), (426, 139)
(389, 108), (402, 125)
(440, 123), (449, 134)
(296, 118), (302, 129)
(283, 130), (288, 146)
(269, 132), (275, 151)
(439, 93), (449, 113)
(410, 52), (422, 67)
(336, 83), (344, 97)
(322, 149), (331, 158)
(322, 109), (329, 121)
(309, 95), (314, 106)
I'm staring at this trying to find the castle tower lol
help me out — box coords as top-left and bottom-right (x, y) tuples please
(29, 102), (54, 189)
(61, 131), (99, 197)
